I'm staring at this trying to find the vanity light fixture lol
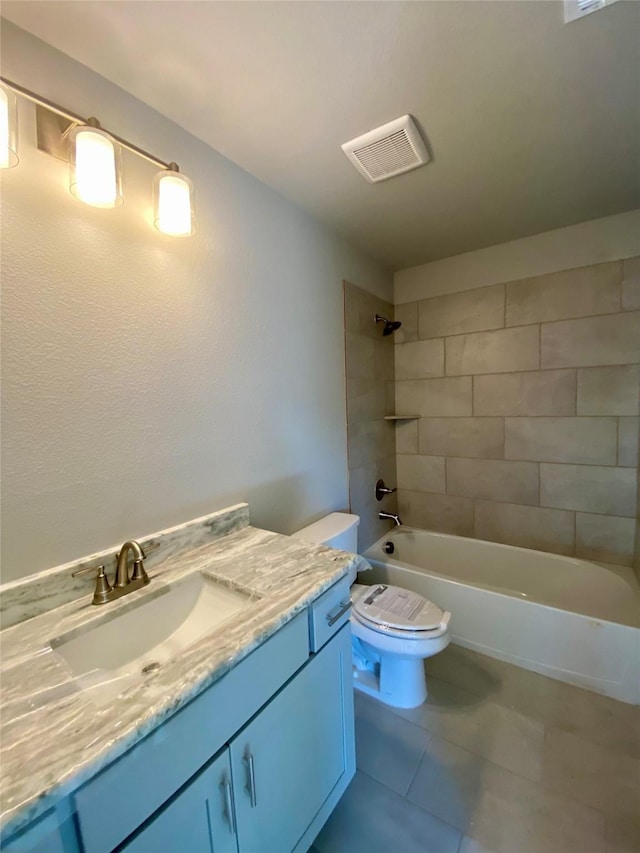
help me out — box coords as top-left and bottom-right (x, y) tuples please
(0, 76), (195, 236)
(68, 119), (123, 208)
(0, 82), (19, 168)
(153, 164), (195, 237)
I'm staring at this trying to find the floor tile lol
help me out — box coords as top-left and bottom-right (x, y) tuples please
(426, 643), (640, 760)
(605, 809), (640, 853)
(314, 770), (462, 853)
(393, 674), (545, 781)
(407, 734), (607, 853)
(406, 732), (488, 831)
(540, 727), (640, 819)
(354, 692), (430, 795)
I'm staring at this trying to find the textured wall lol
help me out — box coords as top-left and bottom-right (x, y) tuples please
(344, 283), (398, 551)
(393, 259), (640, 566)
(0, 23), (392, 582)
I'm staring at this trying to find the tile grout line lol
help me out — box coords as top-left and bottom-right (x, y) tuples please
(395, 484), (634, 516)
(418, 308), (639, 345)
(402, 744), (429, 799)
(376, 698), (627, 828)
(358, 764), (468, 843)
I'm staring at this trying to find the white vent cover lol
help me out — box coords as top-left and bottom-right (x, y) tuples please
(342, 115), (429, 184)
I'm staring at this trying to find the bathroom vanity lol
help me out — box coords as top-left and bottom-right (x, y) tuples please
(0, 505), (358, 853)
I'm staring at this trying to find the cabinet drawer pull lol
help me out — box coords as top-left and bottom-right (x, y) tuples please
(244, 751), (257, 808)
(220, 775), (236, 834)
(327, 599), (352, 627)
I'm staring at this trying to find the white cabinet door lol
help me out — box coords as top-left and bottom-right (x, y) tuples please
(121, 750), (238, 853)
(230, 625), (354, 853)
(1, 812), (67, 853)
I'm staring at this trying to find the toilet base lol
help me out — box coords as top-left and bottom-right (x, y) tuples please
(352, 655), (428, 709)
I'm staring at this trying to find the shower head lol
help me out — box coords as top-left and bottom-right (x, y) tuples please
(375, 314), (402, 336)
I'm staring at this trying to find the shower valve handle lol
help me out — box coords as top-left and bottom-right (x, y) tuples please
(375, 479), (397, 501)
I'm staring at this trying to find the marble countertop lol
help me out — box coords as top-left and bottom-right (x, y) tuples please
(0, 524), (361, 837)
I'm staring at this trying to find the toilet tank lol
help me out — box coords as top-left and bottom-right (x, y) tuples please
(291, 513), (360, 552)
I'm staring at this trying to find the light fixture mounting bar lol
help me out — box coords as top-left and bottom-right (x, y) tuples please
(0, 76), (175, 171)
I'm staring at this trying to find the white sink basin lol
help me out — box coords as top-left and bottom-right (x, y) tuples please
(50, 573), (251, 701)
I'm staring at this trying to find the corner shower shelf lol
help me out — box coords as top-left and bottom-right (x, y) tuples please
(384, 415), (420, 421)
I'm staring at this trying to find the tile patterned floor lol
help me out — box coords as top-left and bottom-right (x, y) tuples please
(313, 644), (640, 853)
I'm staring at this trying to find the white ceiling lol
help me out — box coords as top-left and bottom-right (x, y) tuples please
(2, 1), (639, 270)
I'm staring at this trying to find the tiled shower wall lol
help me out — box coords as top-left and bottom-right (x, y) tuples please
(393, 258), (640, 567)
(344, 282), (398, 551)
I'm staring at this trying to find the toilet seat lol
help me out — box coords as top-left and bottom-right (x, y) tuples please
(352, 584), (451, 640)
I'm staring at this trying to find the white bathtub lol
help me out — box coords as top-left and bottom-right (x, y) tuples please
(363, 527), (640, 704)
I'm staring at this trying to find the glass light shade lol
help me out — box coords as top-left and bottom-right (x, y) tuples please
(153, 169), (195, 236)
(0, 84), (19, 169)
(69, 125), (123, 208)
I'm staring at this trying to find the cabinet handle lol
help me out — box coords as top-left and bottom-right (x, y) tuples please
(327, 599), (352, 627)
(244, 751), (257, 808)
(220, 776), (236, 834)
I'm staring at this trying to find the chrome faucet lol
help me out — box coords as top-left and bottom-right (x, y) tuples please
(379, 511), (402, 527)
(72, 540), (149, 605)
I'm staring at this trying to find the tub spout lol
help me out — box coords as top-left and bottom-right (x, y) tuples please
(379, 511), (402, 527)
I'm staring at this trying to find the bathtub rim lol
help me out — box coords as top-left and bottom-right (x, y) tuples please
(363, 526), (640, 630)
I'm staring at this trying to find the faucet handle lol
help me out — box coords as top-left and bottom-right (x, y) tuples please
(375, 479), (398, 501)
(72, 564), (105, 578)
(131, 559), (149, 584)
(72, 565), (113, 605)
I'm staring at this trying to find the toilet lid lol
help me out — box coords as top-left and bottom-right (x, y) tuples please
(353, 584), (444, 632)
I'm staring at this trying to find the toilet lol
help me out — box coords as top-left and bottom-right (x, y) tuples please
(292, 513), (451, 709)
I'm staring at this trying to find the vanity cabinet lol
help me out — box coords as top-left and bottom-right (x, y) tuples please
(230, 623), (351, 853)
(120, 751), (237, 853)
(1, 576), (355, 853)
(1, 812), (68, 853)
(122, 624), (353, 853)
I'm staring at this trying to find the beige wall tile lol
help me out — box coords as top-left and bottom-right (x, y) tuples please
(541, 312), (640, 368)
(347, 421), (363, 469)
(395, 339), (444, 380)
(347, 374), (373, 401)
(505, 417), (617, 465)
(418, 284), (505, 340)
(352, 456), (400, 550)
(395, 419), (419, 454)
(540, 463), (637, 517)
(374, 338), (395, 381)
(474, 370), (576, 416)
(577, 365), (640, 416)
(446, 458), (539, 505)
(446, 326), (539, 376)
(396, 377), (472, 417)
(506, 262), (621, 326)
(475, 500), (575, 555)
(618, 417), (639, 467)
(350, 455), (397, 517)
(419, 417), (504, 459)
(345, 332), (375, 379)
(344, 281), (394, 339)
(358, 509), (400, 553)
(622, 257), (640, 311)
(394, 302), (418, 343)
(397, 453), (446, 493)
(346, 376), (387, 424)
(348, 419), (396, 470)
(576, 513), (635, 567)
(385, 380), (395, 414)
(397, 490), (474, 536)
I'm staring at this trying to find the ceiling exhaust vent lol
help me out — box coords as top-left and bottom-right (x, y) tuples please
(342, 115), (429, 184)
